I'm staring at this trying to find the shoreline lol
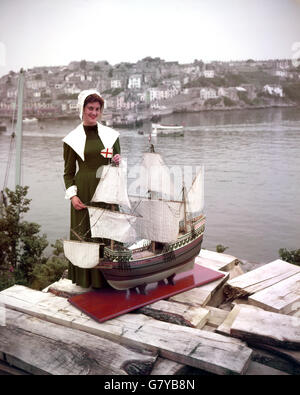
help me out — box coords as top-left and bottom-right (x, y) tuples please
(0, 102), (298, 126)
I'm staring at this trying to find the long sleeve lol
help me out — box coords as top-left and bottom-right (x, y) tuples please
(63, 142), (78, 199)
(113, 137), (121, 156)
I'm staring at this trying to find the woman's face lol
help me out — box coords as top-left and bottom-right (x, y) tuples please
(82, 101), (102, 125)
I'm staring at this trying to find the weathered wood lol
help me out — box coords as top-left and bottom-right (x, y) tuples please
(289, 309), (300, 318)
(230, 307), (300, 350)
(250, 346), (300, 375)
(224, 260), (300, 300)
(169, 271), (229, 307)
(202, 324), (216, 332)
(150, 357), (187, 375)
(0, 309), (157, 375)
(216, 305), (263, 336)
(248, 272), (300, 314)
(137, 300), (210, 328)
(205, 306), (229, 328)
(197, 249), (239, 271)
(0, 359), (31, 375)
(0, 285), (252, 375)
(44, 278), (92, 298)
(245, 361), (289, 375)
(228, 263), (244, 280)
(250, 342), (300, 367)
(206, 284), (226, 307)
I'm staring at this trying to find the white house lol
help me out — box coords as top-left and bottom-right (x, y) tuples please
(217, 87), (239, 101)
(7, 89), (17, 98)
(128, 74), (142, 89)
(26, 79), (47, 90)
(64, 84), (81, 95)
(200, 87), (217, 100)
(275, 70), (288, 78)
(263, 84), (284, 97)
(111, 79), (122, 89)
(203, 70), (215, 78)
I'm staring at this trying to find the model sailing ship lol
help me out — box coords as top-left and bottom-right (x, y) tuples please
(63, 145), (206, 291)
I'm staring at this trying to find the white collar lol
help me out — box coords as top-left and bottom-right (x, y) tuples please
(62, 122), (120, 161)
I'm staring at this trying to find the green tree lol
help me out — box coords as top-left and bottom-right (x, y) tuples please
(80, 59), (87, 70)
(278, 248), (300, 266)
(0, 186), (67, 291)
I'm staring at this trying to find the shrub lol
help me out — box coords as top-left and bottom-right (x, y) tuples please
(278, 248), (300, 266)
(223, 96), (236, 107)
(0, 186), (68, 291)
(216, 244), (229, 253)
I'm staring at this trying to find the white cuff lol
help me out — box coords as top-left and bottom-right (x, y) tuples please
(65, 185), (77, 200)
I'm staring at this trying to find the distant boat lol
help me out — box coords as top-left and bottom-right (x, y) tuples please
(0, 122), (6, 132)
(152, 123), (184, 137)
(23, 117), (38, 123)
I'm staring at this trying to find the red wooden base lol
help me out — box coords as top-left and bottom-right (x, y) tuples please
(68, 265), (224, 323)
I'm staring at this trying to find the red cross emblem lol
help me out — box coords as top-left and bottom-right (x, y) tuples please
(101, 148), (113, 158)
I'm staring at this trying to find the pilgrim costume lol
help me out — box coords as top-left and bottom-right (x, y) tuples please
(63, 90), (121, 288)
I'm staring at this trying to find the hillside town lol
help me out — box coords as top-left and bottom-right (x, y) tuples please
(0, 57), (299, 126)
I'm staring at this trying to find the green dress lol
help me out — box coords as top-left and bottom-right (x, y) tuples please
(63, 124), (121, 288)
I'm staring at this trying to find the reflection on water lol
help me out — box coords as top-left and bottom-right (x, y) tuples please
(0, 107), (299, 263)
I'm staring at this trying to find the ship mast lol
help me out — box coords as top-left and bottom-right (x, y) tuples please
(15, 69), (25, 189)
(182, 184), (188, 233)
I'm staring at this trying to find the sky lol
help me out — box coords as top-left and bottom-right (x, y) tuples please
(0, 0), (300, 77)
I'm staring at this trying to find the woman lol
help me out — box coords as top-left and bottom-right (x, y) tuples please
(63, 89), (121, 288)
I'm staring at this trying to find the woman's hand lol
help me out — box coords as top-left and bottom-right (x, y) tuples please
(112, 154), (121, 166)
(71, 196), (87, 210)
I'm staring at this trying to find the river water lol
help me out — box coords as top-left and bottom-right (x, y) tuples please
(0, 107), (299, 263)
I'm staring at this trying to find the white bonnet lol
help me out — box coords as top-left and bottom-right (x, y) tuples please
(77, 89), (104, 120)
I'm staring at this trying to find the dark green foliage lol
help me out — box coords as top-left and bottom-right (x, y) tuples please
(0, 186), (68, 291)
(205, 97), (222, 106)
(223, 96), (236, 107)
(216, 244), (229, 253)
(278, 248), (300, 266)
(283, 83), (300, 103)
(237, 91), (252, 105)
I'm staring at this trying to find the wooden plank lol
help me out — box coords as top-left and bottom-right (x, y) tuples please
(169, 271), (229, 307)
(205, 306), (229, 328)
(248, 272), (300, 314)
(245, 361), (289, 375)
(250, 346), (300, 375)
(197, 249), (239, 271)
(230, 307), (300, 350)
(0, 285), (252, 375)
(150, 357), (187, 375)
(228, 263), (244, 280)
(224, 259), (300, 299)
(44, 278), (92, 298)
(0, 359), (31, 376)
(206, 284), (226, 307)
(216, 305), (263, 336)
(0, 309), (157, 375)
(137, 300), (210, 328)
(249, 343), (300, 367)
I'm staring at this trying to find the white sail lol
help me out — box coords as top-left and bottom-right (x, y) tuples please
(132, 199), (180, 243)
(186, 168), (204, 214)
(139, 153), (174, 198)
(63, 240), (99, 269)
(88, 206), (137, 243)
(91, 164), (131, 209)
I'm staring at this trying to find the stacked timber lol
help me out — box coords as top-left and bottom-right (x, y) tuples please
(0, 250), (299, 375)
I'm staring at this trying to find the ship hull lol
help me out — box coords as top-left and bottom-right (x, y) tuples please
(99, 232), (203, 290)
